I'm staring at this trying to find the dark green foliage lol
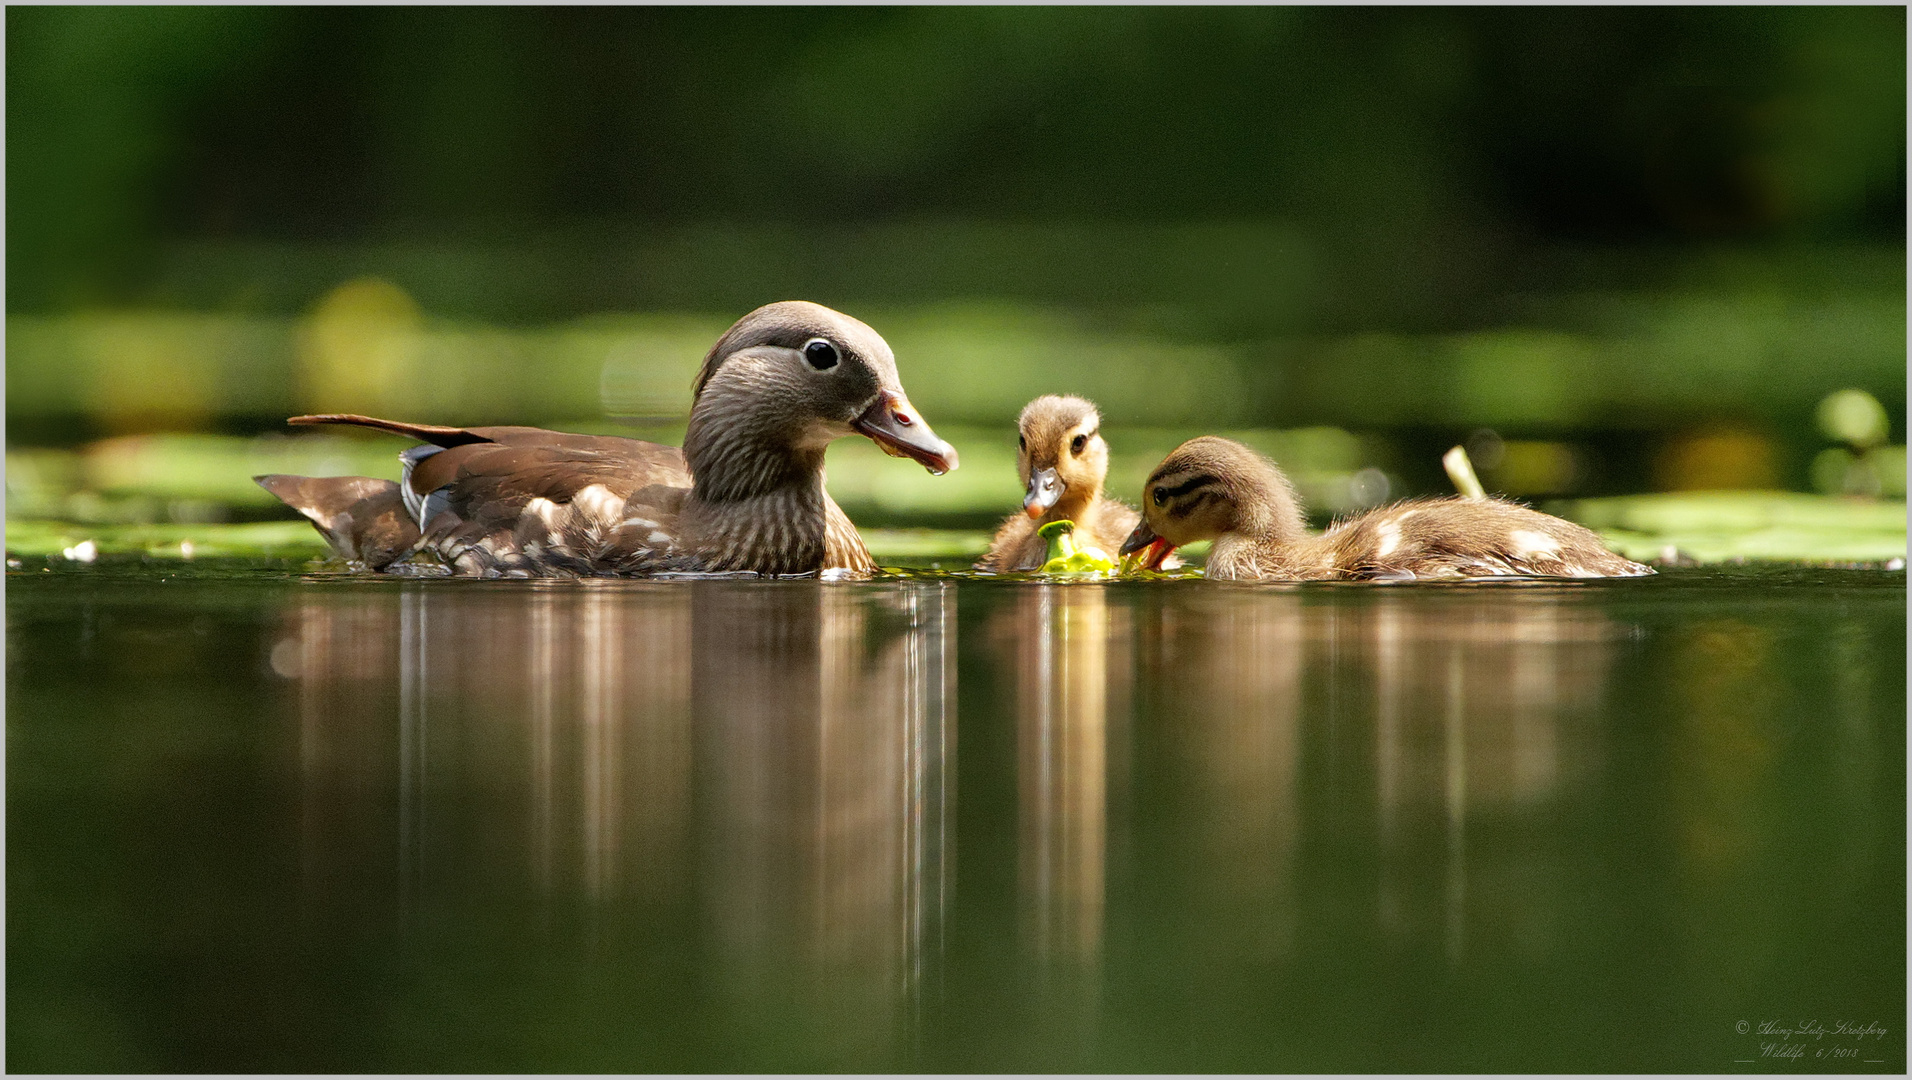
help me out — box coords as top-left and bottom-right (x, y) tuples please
(7, 7), (1904, 311)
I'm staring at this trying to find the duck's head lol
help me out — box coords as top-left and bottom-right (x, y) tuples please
(686, 301), (957, 495)
(1014, 395), (1109, 519)
(1120, 436), (1303, 569)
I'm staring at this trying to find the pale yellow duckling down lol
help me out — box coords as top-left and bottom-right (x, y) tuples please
(976, 395), (1169, 572)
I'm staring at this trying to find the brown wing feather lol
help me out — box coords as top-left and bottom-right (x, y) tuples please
(288, 414), (494, 447)
(254, 474), (420, 568)
(281, 417), (691, 576)
(405, 441), (689, 509)
(397, 433), (693, 577)
(290, 413), (661, 453)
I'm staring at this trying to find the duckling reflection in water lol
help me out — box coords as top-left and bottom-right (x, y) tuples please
(258, 301), (958, 579)
(1122, 436), (1653, 581)
(977, 395), (1176, 572)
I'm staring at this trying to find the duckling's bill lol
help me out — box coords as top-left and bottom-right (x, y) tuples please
(1023, 466), (1062, 518)
(853, 390), (959, 475)
(1119, 519), (1176, 570)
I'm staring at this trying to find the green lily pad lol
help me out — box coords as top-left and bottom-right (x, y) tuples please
(1557, 491), (1905, 565)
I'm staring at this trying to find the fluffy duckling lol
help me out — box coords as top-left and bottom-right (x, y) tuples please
(259, 301), (957, 578)
(1120, 436), (1652, 581)
(976, 395), (1162, 572)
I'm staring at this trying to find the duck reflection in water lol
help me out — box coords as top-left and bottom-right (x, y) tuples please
(1341, 591), (1620, 961)
(693, 583), (953, 1025)
(990, 587), (1126, 965)
(276, 580), (953, 1062)
(1130, 585), (1623, 966)
(1134, 587), (1306, 962)
(276, 574), (1627, 1043)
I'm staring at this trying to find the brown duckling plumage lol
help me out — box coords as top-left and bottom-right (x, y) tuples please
(1121, 436), (1653, 581)
(258, 301), (957, 578)
(976, 395), (1161, 572)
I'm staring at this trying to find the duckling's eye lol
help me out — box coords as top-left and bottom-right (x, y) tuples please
(802, 339), (840, 370)
(1018, 434), (1027, 452)
(1151, 488), (1167, 507)
(1071, 434), (1088, 455)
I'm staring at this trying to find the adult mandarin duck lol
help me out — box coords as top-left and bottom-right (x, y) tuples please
(258, 301), (957, 578)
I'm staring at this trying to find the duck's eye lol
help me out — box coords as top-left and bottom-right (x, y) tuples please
(802, 339), (840, 370)
(1071, 434), (1088, 455)
(1018, 434), (1027, 452)
(1151, 488), (1167, 507)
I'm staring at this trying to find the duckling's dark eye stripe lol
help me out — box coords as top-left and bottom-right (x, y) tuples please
(1166, 490), (1216, 519)
(1155, 474), (1218, 502)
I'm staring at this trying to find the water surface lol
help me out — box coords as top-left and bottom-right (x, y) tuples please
(7, 564), (1904, 1071)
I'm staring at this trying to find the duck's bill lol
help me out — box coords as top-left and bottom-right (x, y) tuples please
(1023, 467), (1062, 518)
(854, 390), (959, 475)
(1119, 520), (1176, 570)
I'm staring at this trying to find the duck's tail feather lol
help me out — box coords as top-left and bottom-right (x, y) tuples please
(255, 474), (422, 569)
(287, 413), (493, 448)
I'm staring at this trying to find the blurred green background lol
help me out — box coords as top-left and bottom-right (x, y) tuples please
(6, 6), (1905, 557)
